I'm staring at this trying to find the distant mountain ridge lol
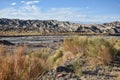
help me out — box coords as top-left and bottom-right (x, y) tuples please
(0, 18), (120, 34)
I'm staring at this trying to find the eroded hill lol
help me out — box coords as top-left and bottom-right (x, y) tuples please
(0, 18), (120, 35)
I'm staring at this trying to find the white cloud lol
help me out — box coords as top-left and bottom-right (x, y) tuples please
(21, 0), (40, 5)
(11, 2), (16, 6)
(21, 1), (25, 3)
(0, 1), (120, 23)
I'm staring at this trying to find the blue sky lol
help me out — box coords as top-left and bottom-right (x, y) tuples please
(0, 0), (120, 23)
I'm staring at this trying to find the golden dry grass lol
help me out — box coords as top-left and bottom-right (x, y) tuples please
(117, 73), (120, 80)
(0, 36), (120, 80)
(63, 36), (120, 66)
(86, 37), (114, 66)
(64, 36), (88, 57)
(0, 46), (48, 80)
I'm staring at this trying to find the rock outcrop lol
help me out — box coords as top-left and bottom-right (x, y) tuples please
(0, 18), (120, 34)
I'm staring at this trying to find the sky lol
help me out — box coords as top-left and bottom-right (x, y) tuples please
(0, 0), (120, 23)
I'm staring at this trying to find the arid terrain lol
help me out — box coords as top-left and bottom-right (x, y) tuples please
(0, 35), (120, 80)
(0, 18), (120, 36)
(0, 0), (120, 79)
(0, 19), (120, 80)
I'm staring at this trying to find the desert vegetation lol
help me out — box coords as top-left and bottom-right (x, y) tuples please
(0, 36), (120, 80)
(63, 36), (120, 65)
(45, 36), (120, 79)
(0, 46), (50, 80)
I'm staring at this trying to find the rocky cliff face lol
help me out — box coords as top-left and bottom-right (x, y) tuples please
(0, 18), (120, 34)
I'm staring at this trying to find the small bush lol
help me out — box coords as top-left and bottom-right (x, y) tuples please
(69, 58), (83, 77)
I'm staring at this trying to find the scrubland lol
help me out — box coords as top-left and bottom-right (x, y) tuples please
(0, 36), (120, 80)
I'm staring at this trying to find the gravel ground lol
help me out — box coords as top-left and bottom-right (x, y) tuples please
(41, 56), (120, 80)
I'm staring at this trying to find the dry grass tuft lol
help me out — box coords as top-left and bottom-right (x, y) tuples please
(0, 46), (48, 80)
(117, 73), (120, 80)
(48, 48), (64, 68)
(86, 37), (114, 66)
(64, 36), (88, 57)
(63, 36), (120, 66)
(0, 46), (5, 56)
